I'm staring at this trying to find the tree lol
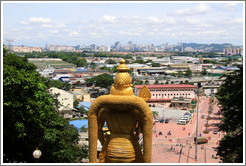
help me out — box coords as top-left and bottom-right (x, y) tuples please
(74, 58), (88, 67)
(80, 125), (88, 132)
(151, 63), (161, 67)
(178, 71), (183, 77)
(3, 49), (87, 163)
(201, 69), (208, 76)
(152, 111), (159, 120)
(85, 73), (114, 89)
(90, 62), (96, 69)
(215, 66), (243, 163)
(184, 68), (192, 77)
(105, 59), (117, 64)
(145, 80), (149, 85)
(154, 79), (159, 84)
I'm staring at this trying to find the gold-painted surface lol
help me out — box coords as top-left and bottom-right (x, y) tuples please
(138, 85), (151, 102)
(88, 59), (153, 163)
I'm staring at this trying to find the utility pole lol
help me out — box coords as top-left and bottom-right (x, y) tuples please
(187, 144), (191, 163)
(204, 147), (206, 163)
(178, 145), (184, 163)
(195, 83), (201, 160)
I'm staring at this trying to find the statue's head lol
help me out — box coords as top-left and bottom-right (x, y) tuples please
(110, 59), (134, 95)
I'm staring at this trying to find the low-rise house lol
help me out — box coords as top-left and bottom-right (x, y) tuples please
(49, 87), (75, 119)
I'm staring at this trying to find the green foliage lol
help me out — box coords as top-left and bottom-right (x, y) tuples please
(178, 71), (183, 77)
(80, 125), (88, 132)
(152, 111), (158, 119)
(151, 63), (161, 67)
(154, 79), (159, 84)
(40, 77), (71, 90)
(133, 79), (144, 85)
(203, 130), (209, 134)
(85, 73), (114, 89)
(184, 68), (192, 77)
(201, 68), (208, 76)
(145, 80), (149, 85)
(73, 100), (79, 108)
(203, 59), (218, 64)
(215, 67), (243, 163)
(132, 59), (145, 64)
(74, 58), (88, 67)
(3, 48), (87, 163)
(90, 62), (96, 69)
(105, 59), (117, 64)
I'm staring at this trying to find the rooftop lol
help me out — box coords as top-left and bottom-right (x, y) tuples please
(134, 84), (197, 89)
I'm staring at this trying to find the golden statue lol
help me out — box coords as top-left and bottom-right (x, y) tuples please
(88, 59), (153, 163)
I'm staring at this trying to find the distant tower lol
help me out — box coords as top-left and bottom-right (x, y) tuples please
(5, 39), (13, 50)
(165, 42), (168, 52)
(45, 42), (48, 51)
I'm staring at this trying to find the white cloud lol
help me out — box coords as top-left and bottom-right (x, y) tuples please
(20, 21), (29, 25)
(24, 27), (33, 30)
(49, 30), (59, 33)
(56, 23), (67, 28)
(41, 24), (53, 28)
(37, 33), (46, 38)
(175, 4), (210, 16)
(185, 18), (201, 24)
(102, 15), (116, 22)
(146, 17), (160, 23)
(223, 3), (237, 10)
(29, 17), (51, 24)
(69, 31), (79, 36)
(11, 28), (20, 32)
(119, 31), (140, 36)
(234, 18), (243, 23)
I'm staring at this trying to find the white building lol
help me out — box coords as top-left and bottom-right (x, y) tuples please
(48, 87), (74, 119)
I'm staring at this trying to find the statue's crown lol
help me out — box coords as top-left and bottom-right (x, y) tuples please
(110, 59), (134, 95)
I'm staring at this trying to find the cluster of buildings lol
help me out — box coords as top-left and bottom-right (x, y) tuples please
(27, 53), (241, 120)
(9, 42), (243, 54)
(12, 45), (42, 53)
(224, 47), (243, 56)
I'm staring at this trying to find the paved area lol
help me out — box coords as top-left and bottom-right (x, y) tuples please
(151, 96), (223, 163)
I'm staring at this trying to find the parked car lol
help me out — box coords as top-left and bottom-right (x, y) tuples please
(155, 119), (159, 122)
(194, 137), (208, 144)
(160, 119), (164, 123)
(165, 119), (170, 123)
(181, 116), (190, 122)
(184, 112), (191, 116)
(213, 130), (218, 134)
(177, 120), (187, 125)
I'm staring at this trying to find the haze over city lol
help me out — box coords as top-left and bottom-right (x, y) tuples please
(2, 2), (244, 47)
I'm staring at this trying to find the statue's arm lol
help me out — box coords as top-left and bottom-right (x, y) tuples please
(98, 110), (106, 146)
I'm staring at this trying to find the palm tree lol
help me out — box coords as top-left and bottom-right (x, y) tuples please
(152, 111), (159, 120)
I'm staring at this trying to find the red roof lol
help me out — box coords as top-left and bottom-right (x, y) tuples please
(134, 84), (197, 89)
(149, 98), (172, 102)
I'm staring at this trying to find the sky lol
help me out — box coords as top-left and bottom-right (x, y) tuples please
(2, 2), (244, 47)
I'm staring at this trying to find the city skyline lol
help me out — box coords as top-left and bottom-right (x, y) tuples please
(2, 2), (244, 47)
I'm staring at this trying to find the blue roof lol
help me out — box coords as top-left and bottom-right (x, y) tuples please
(77, 101), (92, 111)
(69, 119), (88, 131)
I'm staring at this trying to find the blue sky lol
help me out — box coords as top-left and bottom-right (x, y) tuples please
(2, 2), (244, 47)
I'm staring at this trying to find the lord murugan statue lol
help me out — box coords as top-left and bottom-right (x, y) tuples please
(88, 59), (153, 163)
